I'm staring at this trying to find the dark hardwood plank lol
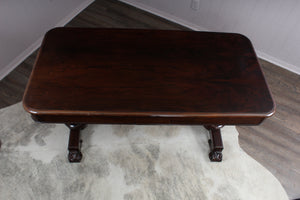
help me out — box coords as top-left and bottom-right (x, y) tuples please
(67, 0), (187, 30)
(0, 0), (298, 199)
(0, 51), (37, 108)
(238, 59), (300, 199)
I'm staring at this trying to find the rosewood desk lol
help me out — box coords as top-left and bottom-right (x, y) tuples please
(23, 28), (275, 162)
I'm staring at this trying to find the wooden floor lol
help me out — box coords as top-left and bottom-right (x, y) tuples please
(0, 0), (299, 199)
(237, 59), (300, 200)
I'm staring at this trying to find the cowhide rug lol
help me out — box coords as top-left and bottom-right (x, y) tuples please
(0, 103), (288, 200)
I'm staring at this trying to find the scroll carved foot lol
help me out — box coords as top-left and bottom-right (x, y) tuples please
(68, 150), (83, 163)
(205, 125), (224, 162)
(209, 150), (223, 162)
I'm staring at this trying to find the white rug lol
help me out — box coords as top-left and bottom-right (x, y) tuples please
(0, 103), (288, 200)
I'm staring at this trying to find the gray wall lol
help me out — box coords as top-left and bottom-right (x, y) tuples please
(0, 0), (94, 80)
(121, 0), (300, 75)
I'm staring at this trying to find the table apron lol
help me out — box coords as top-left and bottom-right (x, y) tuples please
(31, 114), (265, 125)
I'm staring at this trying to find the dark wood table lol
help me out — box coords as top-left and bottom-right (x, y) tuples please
(23, 28), (275, 162)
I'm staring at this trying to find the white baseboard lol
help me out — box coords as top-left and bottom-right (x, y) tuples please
(0, 0), (94, 80)
(119, 0), (207, 31)
(256, 50), (300, 75)
(119, 0), (300, 75)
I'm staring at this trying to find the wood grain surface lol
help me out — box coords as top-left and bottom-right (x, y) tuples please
(0, 0), (298, 199)
(23, 28), (274, 124)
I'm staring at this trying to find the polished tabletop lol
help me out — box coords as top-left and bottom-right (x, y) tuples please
(23, 28), (274, 124)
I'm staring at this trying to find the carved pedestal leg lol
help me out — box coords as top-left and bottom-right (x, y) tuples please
(204, 125), (224, 162)
(65, 124), (86, 163)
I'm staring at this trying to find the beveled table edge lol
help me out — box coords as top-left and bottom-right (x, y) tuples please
(23, 101), (275, 118)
